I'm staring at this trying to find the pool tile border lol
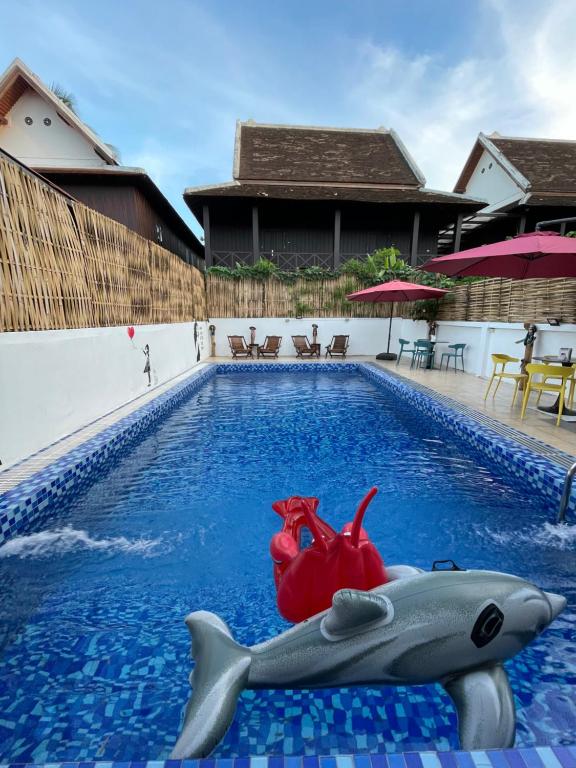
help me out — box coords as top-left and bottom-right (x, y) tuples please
(1, 746), (575, 768)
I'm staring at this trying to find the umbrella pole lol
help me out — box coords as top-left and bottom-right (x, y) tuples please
(376, 302), (397, 361)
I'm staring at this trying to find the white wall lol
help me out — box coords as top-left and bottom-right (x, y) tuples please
(463, 148), (523, 210)
(435, 320), (576, 377)
(210, 317), (429, 357)
(211, 316), (576, 380)
(0, 90), (108, 168)
(0, 322), (209, 470)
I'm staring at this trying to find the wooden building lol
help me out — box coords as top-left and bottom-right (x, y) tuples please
(443, 133), (576, 251)
(184, 121), (483, 270)
(0, 58), (203, 267)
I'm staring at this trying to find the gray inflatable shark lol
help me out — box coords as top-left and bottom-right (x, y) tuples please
(171, 565), (566, 758)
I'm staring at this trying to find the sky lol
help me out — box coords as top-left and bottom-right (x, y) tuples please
(2, 0), (576, 236)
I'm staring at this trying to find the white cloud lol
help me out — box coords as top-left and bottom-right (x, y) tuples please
(347, 0), (576, 191)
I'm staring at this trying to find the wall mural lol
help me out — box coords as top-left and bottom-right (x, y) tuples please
(194, 320), (207, 362)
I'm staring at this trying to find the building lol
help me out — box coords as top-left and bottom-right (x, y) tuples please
(0, 58), (203, 267)
(443, 132), (576, 251)
(184, 121), (484, 270)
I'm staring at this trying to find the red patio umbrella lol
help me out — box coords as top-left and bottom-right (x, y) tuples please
(347, 279), (448, 360)
(421, 231), (576, 279)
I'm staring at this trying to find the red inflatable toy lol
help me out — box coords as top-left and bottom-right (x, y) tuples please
(270, 487), (388, 623)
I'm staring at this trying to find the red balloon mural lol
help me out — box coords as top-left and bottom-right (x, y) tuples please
(127, 326), (135, 340)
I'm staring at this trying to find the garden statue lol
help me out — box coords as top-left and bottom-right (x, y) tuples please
(515, 323), (537, 385)
(209, 324), (216, 358)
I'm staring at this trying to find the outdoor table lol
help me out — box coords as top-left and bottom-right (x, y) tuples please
(249, 343), (259, 358)
(309, 343), (321, 358)
(532, 356), (576, 422)
(427, 340), (451, 370)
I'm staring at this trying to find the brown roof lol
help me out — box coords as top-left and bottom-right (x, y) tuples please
(235, 123), (424, 186)
(490, 137), (576, 193)
(39, 166), (204, 256)
(184, 181), (483, 215)
(455, 133), (576, 195)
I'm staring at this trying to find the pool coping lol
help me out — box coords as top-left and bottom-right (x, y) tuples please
(0, 745), (575, 768)
(1, 362), (575, 765)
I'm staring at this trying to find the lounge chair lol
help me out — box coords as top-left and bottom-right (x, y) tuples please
(292, 335), (319, 358)
(325, 335), (349, 358)
(228, 335), (253, 358)
(258, 336), (282, 358)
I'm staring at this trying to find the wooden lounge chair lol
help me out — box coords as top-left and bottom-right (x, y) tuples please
(228, 335), (253, 358)
(292, 335), (319, 358)
(325, 335), (349, 358)
(258, 336), (282, 358)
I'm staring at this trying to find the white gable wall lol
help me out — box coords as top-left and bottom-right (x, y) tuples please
(0, 89), (108, 168)
(464, 149), (523, 210)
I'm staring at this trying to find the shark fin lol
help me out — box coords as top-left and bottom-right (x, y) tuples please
(321, 589), (393, 640)
(170, 611), (251, 759)
(443, 663), (515, 750)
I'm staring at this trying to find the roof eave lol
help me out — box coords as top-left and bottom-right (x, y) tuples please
(388, 128), (426, 187)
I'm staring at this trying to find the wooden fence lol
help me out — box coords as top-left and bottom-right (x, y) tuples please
(0, 152), (206, 331)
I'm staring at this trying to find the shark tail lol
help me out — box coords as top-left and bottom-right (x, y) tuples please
(170, 611), (252, 759)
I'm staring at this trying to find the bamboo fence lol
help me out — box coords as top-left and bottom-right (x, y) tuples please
(207, 275), (404, 318)
(207, 274), (576, 324)
(0, 152), (206, 331)
(437, 278), (576, 324)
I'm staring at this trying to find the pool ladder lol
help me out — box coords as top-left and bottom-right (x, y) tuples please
(557, 462), (576, 523)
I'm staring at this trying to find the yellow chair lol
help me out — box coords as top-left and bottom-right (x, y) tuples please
(484, 354), (527, 407)
(521, 363), (576, 426)
(535, 361), (576, 409)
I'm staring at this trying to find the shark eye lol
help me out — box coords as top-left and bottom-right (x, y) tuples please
(471, 603), (504, 648)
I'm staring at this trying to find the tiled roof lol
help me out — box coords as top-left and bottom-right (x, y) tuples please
(236, 123), (424, 186)
(490, 137), (576, 193)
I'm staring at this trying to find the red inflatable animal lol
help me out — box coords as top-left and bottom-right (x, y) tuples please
(270, 487), (388, 623)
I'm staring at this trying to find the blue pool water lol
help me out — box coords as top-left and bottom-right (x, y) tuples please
(0, 368), (575, 763)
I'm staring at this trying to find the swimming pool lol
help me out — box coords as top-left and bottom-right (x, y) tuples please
(0, 364), (574, 762)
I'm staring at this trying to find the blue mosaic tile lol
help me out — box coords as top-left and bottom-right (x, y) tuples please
(1, 363), (576, 767)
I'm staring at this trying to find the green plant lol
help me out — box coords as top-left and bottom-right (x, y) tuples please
(410, 298), (441, 324)
(294, 300), (313, 317)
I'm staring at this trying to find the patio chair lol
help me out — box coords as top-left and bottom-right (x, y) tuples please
(535, 361), (576, 408)
(325, 335), (349, 358)
(440, 343), (466, 372)
(292, 335), (319, 357)
(228, 335), (253, 358)
(521, 363), (576, 427)
(411, 339), (435, 369)
(484, 354), (526, 406)
(258, 336), (282, 358)
(396, 339), (416, 366)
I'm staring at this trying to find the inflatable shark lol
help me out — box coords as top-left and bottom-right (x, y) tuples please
(170, 566), (566, 758)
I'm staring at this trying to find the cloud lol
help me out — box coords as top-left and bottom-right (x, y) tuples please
(346, 0), (576, 191)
